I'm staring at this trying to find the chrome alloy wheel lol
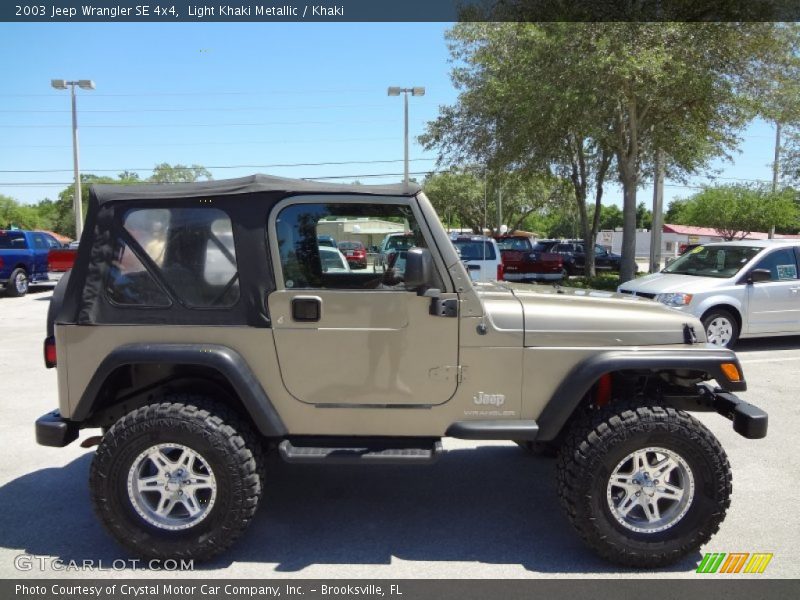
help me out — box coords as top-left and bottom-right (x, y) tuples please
(14, 271), (28, 294)
(127, 443), (217, 531)
(606, 447), (695, 534)
(705, 316), (734, 346)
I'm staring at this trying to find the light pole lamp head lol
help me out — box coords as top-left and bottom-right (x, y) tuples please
(77, 80), (95, 90)
(411, 87), (425, 96)
(51, 79), (68, 90)
(387, 87), (402, 96)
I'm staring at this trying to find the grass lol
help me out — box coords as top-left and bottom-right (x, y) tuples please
(566, 273), (624, 291)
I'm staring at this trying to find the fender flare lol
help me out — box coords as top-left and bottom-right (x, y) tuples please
(535, 348), (745, 441)
(73, 343), (287, 437)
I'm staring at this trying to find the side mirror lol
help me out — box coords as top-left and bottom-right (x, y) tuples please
(748, 268), (772, 284)
(404, 247), (434, 291)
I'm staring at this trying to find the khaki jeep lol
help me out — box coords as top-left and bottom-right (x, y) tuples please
(37, 175), (767, 567)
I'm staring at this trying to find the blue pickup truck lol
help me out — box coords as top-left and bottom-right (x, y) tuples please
(0, 229), (65, 297)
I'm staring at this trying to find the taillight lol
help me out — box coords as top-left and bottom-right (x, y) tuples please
(44, 336), (57, 368)
(0, 256), (4, 269)
(497, 263), (504, 281)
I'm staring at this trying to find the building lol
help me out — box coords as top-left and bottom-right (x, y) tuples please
(598, 224), (800, 261)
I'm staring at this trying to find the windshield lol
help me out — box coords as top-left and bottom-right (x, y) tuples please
(663, 245), (762, 278)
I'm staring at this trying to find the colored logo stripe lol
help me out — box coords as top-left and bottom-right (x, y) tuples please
(744, 553), (773, 574)
(697, 553), (772, 574)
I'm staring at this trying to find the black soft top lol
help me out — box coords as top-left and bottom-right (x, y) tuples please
(62, 174), (421, 329)
(90, 174), (420, 205)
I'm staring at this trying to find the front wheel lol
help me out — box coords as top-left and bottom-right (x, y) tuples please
(90, 398), (263, 560)
(702, 309), (739, 348)
(557, 404), (731, 568)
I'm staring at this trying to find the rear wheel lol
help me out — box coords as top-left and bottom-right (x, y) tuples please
(6, 268), (28, 297)
(90, 397), (263, 560)
(557, 403), (731, 568)
(702, 309), (739, 348)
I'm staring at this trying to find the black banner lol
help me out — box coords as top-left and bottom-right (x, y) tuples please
(2, 0), (800, 23)
(4, 580), (800, 600)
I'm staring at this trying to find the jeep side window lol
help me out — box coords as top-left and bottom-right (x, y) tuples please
(275, 202), (431, 290)
(107, 207), (241, 308)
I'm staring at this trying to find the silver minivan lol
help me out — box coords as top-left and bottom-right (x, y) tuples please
(618, 240), (800, 347)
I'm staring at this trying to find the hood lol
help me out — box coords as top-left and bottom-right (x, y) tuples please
(618, 272), (731, 295)
(481, 282), (704, 347)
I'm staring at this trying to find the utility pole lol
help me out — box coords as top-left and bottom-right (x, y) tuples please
(769, 121), (782, 239)
(497, 185), (503, 234)
(649, 149), (665, 273)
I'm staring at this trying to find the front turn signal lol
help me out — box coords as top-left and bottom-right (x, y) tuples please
(720, 362), (741, 382)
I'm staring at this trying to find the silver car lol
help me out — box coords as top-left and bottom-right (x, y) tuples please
(618, 240), (800, 347)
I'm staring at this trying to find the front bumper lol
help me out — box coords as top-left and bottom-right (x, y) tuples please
(699, 383), (768, 439)
(35, 410), (79, 447)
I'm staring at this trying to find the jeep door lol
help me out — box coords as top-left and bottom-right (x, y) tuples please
(267, 197), (460, 407)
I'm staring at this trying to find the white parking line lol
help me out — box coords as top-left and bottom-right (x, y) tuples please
(739, 356), (800, 364)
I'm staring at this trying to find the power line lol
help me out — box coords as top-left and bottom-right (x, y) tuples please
(1, 119), (419, 129)
(0, 104), (391, 114)
(2, 136), (401, 149)
(0, 158), (436, 174)
(0, 89), (380, 98)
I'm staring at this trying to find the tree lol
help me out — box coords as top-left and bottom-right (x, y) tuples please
(421, 23), (615, 276)
(0, 195), (42, 230)
(422, 22), (796, 282)
(423, 168), (570, 235)
(664, 198), (691, 224)
(149, 163), (212, 183)
(679, 185), (798, 240)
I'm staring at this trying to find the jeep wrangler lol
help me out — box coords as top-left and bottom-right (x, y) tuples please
(37, 175), (768, 568)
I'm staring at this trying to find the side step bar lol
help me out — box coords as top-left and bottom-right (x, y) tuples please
(278, 438), (442, 465)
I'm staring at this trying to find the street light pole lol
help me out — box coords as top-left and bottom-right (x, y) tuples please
(52, 79), (95, 241)
(387, 86), (425, 188)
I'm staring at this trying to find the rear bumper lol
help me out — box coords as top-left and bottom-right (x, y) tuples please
(35, 410), (79, 447)
(699, 383), (768, 439)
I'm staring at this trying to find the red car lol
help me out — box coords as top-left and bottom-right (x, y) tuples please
(337, 241), (368, 269)
(495, 236), (564, 282)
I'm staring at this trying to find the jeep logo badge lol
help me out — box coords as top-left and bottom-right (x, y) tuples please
(473, 392), (505, 406)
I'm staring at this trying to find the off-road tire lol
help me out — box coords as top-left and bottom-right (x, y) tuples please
(557, 403), (732, 568)
(6, 268), (28, 297)
(702, 308), (740, 348)
(90, 396), (263, 561)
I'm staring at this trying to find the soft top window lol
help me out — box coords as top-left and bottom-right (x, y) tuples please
(107, 207), (241, 308)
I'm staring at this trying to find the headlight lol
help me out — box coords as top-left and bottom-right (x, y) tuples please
(656, 292), (693, 306)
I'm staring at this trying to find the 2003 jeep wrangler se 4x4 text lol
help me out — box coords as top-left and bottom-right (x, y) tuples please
(36, 175), (768, 568)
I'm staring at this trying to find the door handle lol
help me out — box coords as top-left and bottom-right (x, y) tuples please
(291, 296), (322, 322)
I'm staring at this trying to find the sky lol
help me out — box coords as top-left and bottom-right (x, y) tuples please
(0, 22), (782, 215)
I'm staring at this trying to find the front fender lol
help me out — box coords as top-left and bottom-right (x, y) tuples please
(691, 293), (745, 326)
(536, 347), (745, 441)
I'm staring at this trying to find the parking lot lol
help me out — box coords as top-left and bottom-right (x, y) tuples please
(0, 287), (798, 579)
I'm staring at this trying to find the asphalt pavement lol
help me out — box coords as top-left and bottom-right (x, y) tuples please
(0, 288), (798, 579)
